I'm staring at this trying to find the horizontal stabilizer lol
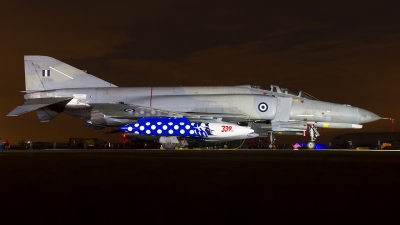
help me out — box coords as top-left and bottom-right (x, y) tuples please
(36, 107), (61, 122)
(7, 97), (72, 116)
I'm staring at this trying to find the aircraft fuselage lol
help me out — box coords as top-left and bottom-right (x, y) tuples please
(24, 86), (378, 127)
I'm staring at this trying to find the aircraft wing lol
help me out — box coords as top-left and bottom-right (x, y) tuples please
(89, 103), (183, 118)
(7, 97), (73, 116)
(89, 103), (248, 121)
(183, 112), (249, 120)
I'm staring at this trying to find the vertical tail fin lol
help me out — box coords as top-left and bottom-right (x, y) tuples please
(24, 56), (117, 91)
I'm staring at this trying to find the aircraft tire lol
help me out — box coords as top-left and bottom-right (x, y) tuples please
(162, 143), (177, 150)
(306, 141), (315, 149)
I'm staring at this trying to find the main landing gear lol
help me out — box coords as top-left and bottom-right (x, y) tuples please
(159, 136), (180, 150)
(159, 136), (189, 150)
(265, 124), (319, 149)
(306, 124), (320, 149)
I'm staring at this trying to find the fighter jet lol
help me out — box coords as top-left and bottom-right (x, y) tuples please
(7, 56), (381, 149)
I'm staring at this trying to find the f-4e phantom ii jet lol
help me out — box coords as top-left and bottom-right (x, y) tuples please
(8, 56), (381, 149)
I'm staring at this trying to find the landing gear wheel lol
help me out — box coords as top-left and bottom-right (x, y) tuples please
(162, 143), (177, 150)
(306, 141), (315, 149)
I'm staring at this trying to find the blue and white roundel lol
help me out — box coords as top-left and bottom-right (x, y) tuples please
(119, 117), (214, 138)
(258, 102), (268, 112)
(124, 108), (135, 113)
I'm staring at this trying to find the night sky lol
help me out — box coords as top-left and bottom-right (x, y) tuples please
(1, 0), (399, 144)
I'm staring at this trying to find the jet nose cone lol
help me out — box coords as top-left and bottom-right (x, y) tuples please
(357, 108), (381, 124)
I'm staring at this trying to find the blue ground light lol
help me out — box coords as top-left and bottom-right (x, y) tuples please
(297, 142), (329, 149)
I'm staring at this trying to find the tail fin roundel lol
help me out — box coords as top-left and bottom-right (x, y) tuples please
(24, 56), (117, 91)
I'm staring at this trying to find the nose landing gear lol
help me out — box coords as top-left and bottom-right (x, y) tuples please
(267, 131), (276, 149)
(307, 124), (320, 149)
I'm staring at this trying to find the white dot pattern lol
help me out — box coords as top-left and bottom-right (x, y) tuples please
(120, 118), (213, 138)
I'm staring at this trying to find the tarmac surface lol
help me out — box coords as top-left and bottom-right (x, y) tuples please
(1, 149), (399, 224)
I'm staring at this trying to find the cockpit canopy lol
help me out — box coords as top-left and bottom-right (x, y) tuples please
(251, 85), (318, 100)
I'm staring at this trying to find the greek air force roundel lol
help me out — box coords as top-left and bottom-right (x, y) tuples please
(124, 108), (135, 113)
(258, 102), (268, 112)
